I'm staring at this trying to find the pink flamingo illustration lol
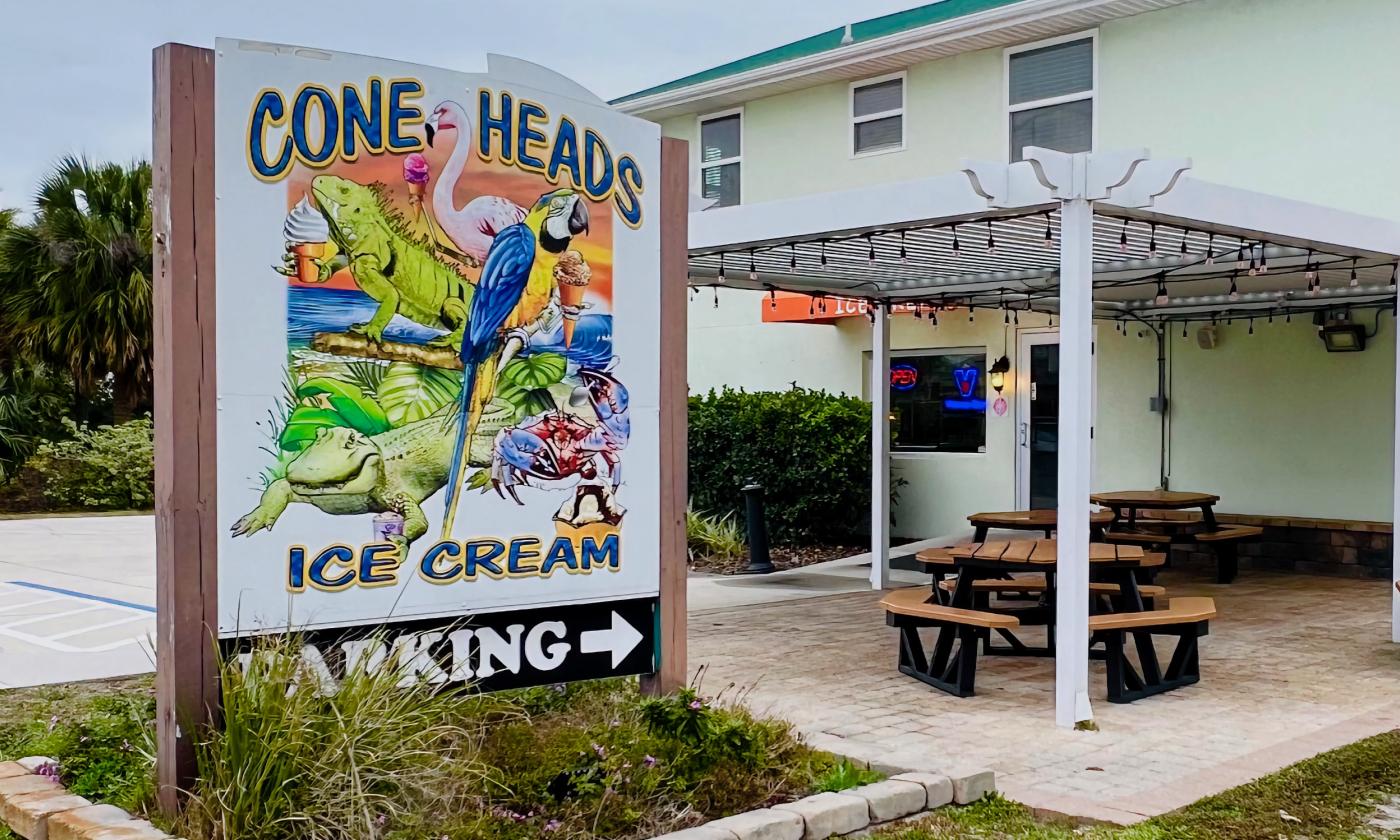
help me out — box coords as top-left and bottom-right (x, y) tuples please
(424, 100), (527, 266)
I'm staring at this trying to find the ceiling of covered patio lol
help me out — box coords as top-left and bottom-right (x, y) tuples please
(686, 172), (1400, 327)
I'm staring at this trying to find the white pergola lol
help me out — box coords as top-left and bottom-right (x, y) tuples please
(686, 148), (1400, 728)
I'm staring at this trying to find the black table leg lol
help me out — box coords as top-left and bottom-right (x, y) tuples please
(972, 525), (989, 542)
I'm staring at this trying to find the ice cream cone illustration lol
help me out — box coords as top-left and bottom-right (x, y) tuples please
(554, 250), (592, 348)
(282, 197), (330, 284)
(403, 153), (430, 218)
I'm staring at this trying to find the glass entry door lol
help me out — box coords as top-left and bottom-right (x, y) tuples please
(1016, 330), (1089, 511)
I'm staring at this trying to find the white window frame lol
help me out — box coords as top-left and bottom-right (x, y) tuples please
(850, 71), (907, 159)
(1003, 30), (1098, 163)
(695, 106), (744, 207)
(871, 345), (990, 458)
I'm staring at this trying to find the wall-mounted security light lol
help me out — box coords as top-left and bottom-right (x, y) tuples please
(989, 355), (1011, 393)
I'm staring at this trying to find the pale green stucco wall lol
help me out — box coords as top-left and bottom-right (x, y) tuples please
(676, 0), (1400, 534)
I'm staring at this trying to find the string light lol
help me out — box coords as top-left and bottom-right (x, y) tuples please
(688, 286), (695, 302)
(1257, 244), (1268, 275)
(1013, 307), (1020, 325)
(1180, 228), (1190, 256)
(1350, 257), (1360, 288)
(819, 295), (828, 314)
(1049, 313), (1055, 327)
(1119, 219), (1130, 252)
(1248, 317), (1255, 335)
(749, 249), (758, 281)
(1182, 322), (1188, 339)
(1247, 244), (1258, 276)
(768, 288), (776, 310)
(913, 303), (923, 319)
(986, 220), (996, 255)
(1043, 212), (1053, 247)
(717, 253), (726, 283)
(1390, 262), (1398, 290)
(1303, 250), (1316, 282)
(808, 296), (815, 316)
(1228, 269), (1240, 302)
(968, 306), (975, 323)
(1148, 223), (1158, 257)
(1286, 311), (1293, 323)
(790, 243), (797, 272)
(1153, 271), (1170, 306)
(820, 241), (828, 267)
(867, 304), (877, 324)
(1205, 233), (1216, 265)
(900, 230), (908, 264)
(867, 234), (876, 267)
(713, 286), (719, 308)
(1004, 306), (1010, 325)
(951, 224), (961, 257)
(930, 310), (939, 328)
(1236, 244), (1247, 270)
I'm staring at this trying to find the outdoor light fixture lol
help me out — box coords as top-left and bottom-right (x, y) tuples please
(1154, 272), (1170, 306)
(717, 253), (726, 283)
(989, 355), (1011, 393)
(768, 288), (776, 310)
(820, 241), (828, 266)
(951, 224), (961, 257)
(900, 230), (909, 264)
(749, 250), (758, 281)
(1236, 245), (1247, 269)
(1321, 322), (1367, 352)
(1258, 245), (1268, 274)
(1148, 223), (1158, 256)
(986, 220), (996, 254)
(1304, 250), (1316, 281)
(790, 243), (797, 271)
(1180, 228), (1190, 255)
(867, 234), (876, 266)
(1205, 232), (1216, 264)
(1247, 244), (1258, 276)
(713, 287), (719, 308)
(1350, 257), (1360, 287)
(1228, 270), (1240, 302)
(1043, 212), (1053, 247)
(1119, 219), (1130, 252)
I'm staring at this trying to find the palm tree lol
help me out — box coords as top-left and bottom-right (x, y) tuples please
(0, 157), (152, 422)
(0, 363), (67, 480)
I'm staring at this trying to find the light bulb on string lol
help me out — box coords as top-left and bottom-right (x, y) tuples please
(819, 296), (828, 314)
(1303, 250), (1316, 282)
(1248, 318), (1254, 335)
(749, 249), (758, 281)
(1236, 245), (1247, 270)
(820, 241), (828, 267)
(1013, 308), (1020, 325)
(1148, 223), (1158, 257)
(808, 296), (815, 316)
(1043, 212), (1054, 247)
(1180, 228), (1190, 256)
(900, 230), (908, 264)
(717, 253), (726, 283)
(1004, 306), (1010, 325)
(1228, 270), (1240, 302)
(951, 224), (961, 257)
(1258, 244), (1268, 274)
(867, 305), (876, 324)
(867, 234), (876, 267)
(1049, 313), (1055, 327)
(1205, 232), (1216, 264)
(712, 286), (719, 308)
(1153, 272), (1170, 306)
(1247, 244), (1258, 276)
(1286, 311), (1293, 323)
(1350, 257), (1360, 288)
(790, 243), (797, 272)
(931, 310), (939, 328)
(968, 306), (975, 323)
(986, 220), (996, 255)
(1390, 262), (1398, 290)
(768, 288), (777, 310)
(1119, 219), (1130, 252)
(1182, 322), (1188, 339)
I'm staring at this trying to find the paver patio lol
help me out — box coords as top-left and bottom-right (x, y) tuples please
(690, 567), (1400, 823)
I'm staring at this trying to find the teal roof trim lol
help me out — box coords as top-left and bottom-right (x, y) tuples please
(612, 0), (1028, 105)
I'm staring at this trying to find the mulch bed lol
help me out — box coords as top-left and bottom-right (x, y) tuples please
(691, 543), (874, 575)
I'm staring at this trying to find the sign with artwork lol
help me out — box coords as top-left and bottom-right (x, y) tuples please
(212, 41), (662, 685)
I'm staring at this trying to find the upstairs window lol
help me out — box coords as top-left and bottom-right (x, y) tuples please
(699, 110), (742, 208)
(1007, 33), (1095, 162)
(851, 73), (905, 156)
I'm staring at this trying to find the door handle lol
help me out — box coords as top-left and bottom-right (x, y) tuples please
(1019, 422), (1028, 447)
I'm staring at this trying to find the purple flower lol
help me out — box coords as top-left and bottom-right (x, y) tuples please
(592, 742), (607, 759)
(35, 762), (60, 783)
(47, 715), (59, 732)
(688, 699), (703, 711)
(643, 755), (657, 768)
(609, 718), (621, 728)
(376, 814), (387, 827)
(545, 819), (562, 832)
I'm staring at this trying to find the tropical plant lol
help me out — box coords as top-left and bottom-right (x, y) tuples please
(377, 361), (461, 425)
(0, 156), (153, 422)
(0, 363), (69, 481)
(686, 506), (747, 564)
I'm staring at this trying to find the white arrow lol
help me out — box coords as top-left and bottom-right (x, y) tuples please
(580, 611), (644, 669)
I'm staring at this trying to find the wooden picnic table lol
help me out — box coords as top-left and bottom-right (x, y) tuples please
(967, 509), (1116, 542)
(1090, 490), (1260, 583)
(921, 539), (1156, 656)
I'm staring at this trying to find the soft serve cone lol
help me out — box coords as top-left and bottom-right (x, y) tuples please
(283, 196), (330, 284)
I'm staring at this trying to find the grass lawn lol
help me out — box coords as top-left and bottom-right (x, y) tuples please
(879, 729), (1400, 839)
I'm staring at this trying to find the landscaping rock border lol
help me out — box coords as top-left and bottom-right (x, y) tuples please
(651, 769), (995, 840)
(0, 758), (183, 840)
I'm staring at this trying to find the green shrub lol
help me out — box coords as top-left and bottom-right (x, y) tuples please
(28, 417), (154, 510)
(687, 506), (747, 564)
(689, 387), (872, 542)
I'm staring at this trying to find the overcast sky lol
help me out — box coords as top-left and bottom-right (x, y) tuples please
(0, 0), (924, 210)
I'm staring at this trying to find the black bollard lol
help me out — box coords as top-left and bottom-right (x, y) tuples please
(740, 482), (774, 575)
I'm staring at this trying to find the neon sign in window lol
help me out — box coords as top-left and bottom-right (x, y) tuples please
(890, 364), (919, 391)
(944, 366), (986, 412)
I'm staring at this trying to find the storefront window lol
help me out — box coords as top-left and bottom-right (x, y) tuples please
(889, 351), (987, 453)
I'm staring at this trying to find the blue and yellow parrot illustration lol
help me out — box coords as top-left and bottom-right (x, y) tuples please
(442, 188), (590, 537)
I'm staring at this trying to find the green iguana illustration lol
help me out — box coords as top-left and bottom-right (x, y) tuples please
(283, 175), (474, 350)
(231, 401), (514, 551)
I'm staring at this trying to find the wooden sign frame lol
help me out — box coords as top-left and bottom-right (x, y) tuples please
(151, 42), (687, 812)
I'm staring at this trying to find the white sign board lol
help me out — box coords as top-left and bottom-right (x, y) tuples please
(213, 40), (662, 668)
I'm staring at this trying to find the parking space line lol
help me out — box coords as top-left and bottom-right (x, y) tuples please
(0, 580), (156, 654)
(4, 581), (155, 613)
(49, 613), (153, 641)
(1, 605), (108, 630)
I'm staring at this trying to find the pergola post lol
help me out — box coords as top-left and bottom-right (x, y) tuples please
(1393, 317), (1400, 642)
(871, 306), (891, 590)
(1055, 193), (1095, 728)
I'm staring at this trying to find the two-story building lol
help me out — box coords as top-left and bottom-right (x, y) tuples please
(615, 0), (1400, 563)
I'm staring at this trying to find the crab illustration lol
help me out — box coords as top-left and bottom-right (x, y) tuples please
(490, 369), (630, 525)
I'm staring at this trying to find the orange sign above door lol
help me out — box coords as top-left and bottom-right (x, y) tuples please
(761, 292), (926, 324)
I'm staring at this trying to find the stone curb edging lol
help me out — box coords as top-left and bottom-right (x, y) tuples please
(0, 757), (182, 840)
(651, 769), (995, 840)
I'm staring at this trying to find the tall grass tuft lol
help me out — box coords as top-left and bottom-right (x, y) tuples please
(686, 506), (747, 565)
(176, 634), (503, 840)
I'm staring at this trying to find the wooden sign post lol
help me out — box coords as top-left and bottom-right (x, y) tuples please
(152, 41), (688, 813)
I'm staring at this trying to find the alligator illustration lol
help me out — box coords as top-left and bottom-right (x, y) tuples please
(231, 401), (515, 552)
(284, 175), (475, 350)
